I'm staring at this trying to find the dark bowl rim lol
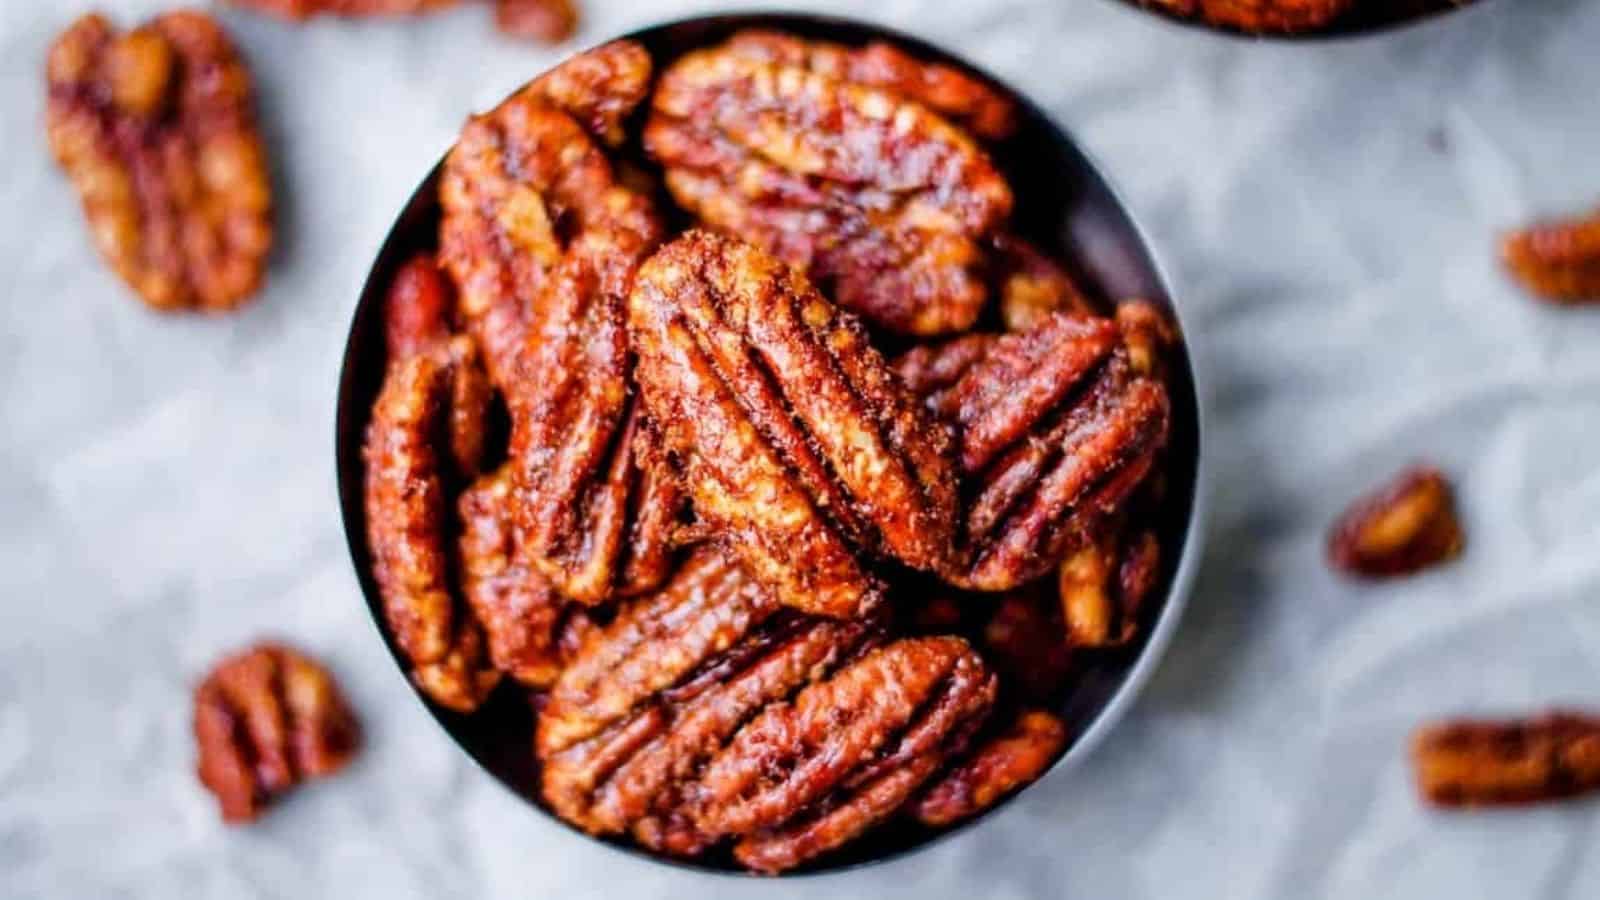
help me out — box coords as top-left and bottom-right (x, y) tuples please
(335, 9), (1209, 880)
(1097, 0), (1497, 44)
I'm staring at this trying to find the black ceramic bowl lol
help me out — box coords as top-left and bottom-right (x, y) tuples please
(1108, 0), (1489, 40)
(336, 12), (1207, 877)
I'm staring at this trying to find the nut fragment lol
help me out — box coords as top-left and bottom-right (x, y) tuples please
(1145, 0), (1356, 32)
(913, 709), (1068, 826)
(1058, 525), (1160, 649)
(1502, 207), (1600, 304)
(628, 232), (961, 619)
(645, 40), (1013, 335)
(1328, 465), (1463, 578)
(46, 12), (272, 312)
(1412, 712), (1600, 808)
(194, 642), (359, 823)
(896, 312), (1170, 591)
(493, 0), (578, 43)
(991, 233), (1096, 332)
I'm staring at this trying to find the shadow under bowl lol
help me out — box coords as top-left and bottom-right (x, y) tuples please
(335, 11), (1208, 878)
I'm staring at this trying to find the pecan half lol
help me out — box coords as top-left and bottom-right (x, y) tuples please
(896, 312), (1171, 591)
(1502, 207), (1600, 304)
(1145, 0), (1355, 32)
(194, 642), (359, 823)
(227, 0), (458, 18)
(1327, 465), (1463, 578)
(46, 12), (272, 312)
(991, 233), (1096, 332)
(493, 0), (578, 43)
(645, 40), (1013, 335)
(913, 709), (1068, 827)
(1412, 712), (1600, 808)
(529, 41), (652, 148)
(1059, 525), (1160, 649)
(628, 232), (961, 619)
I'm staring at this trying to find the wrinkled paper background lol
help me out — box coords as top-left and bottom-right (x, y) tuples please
(3, 0), (1598, 897)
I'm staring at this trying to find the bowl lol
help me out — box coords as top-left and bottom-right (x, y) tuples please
(335, 11), (1207, 877)
(1107, 0), (1490, 40)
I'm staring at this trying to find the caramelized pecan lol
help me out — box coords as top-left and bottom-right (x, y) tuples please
(913, 709), (1068, 826)
(529, 41), (652, 148)
(896, 312), (1170, 590)
(493, 0), (579, 43)
(1328, 465), (1463, 578)
(991, 233), (1096, 332)
(1502, 207), (1600, 304)
(628, 232), (960, 618)
(1059, 525), (1160, 649)
(1413, 712), (1600, 808)
(645, 41), (1013, 335)
(194, 642), (359, 823)
(1145, 0), (1356, 32)
(46, 12), (272, 312)
(227, 0), (458, 18)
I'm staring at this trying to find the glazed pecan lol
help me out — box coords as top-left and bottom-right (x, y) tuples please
(1328, 465), (1463, 578)
(721, 30), (1017, 141)
(493, 0), (579, 43)
(628, 232), (961, 619)
(913, 709), (1068, 826)
(364, 352), (501, 711)
(529, 40), (652, 148)
(228, 0), (458, 18)
(645, 40), (1014, 335)
(46, 12), (272, 312)
(1412, 712), (1600, 808)
(1116, 299), (1180, 380)
(1145, 0), (1355, 31)
(896, 312), (1171, 591)
(991, 233), (1096, 332)
(1058, 525), (1160, 649)
(1502, 207), (1600, 304)
(194, 642), (359, 823)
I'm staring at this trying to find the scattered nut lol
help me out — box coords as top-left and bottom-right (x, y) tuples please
(1413, 712), (1600, 808)
(1328, 465), (1463, 578)
(1502, 207), (1600, 304)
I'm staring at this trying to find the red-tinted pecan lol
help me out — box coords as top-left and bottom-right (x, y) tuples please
(46, 12), (272, 312)
(1412, 711), (1600, 808)
(1502, 207), (1600, 304)
(1059, 525), (1160, 649)
(1145, 0), (1356, 32)
(194, 642), (359, 823)
(628, 232), (961, 619)
(645, 40), (1013, 335)
(1327, 465), (1464, 578)
(913, 709), (1068, 826)
(529, 41), (652, 148)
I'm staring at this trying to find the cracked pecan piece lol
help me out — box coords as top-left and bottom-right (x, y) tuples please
(1502, 207), (1600, 304)
(1328, 465), (1463, 578)
(1144, 0), (1355, 31)
(1413, 711), (1600, 808)
(194, 642), (359, 823)
(628, 232), (960, 619)
(1059, 524), (1160, 649)
(895, 312), (1171, 591)
(645, 40), (1013, 335)
(913, 709), (1068, 827)
(991, 233), (1097, 332)
(46, 12), (272, 312)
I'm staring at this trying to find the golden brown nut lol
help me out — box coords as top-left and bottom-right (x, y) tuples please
(1059, 525), (1160, 649)
(896, 312), (1171, 591)
(645, 41), (1014, 335)
(991, 233), (1096, 332)
(194, 642), (359, 823)
(1328, 465), (1464, 578)
(1146, 0), (1355, 32)
(1115, 299), (1180, 380)
(46, 12), (272, 312)
(628, 232), (961, 619)
(529, 41), (652, 148)
(363, 352), (501, 711)
(721, 30), (1017, 141)
(1412, 712), (1600, 808)
(913, 709), (1068, 826)
(1502, 207), (1600, 304)
(493, 0), (578, 43)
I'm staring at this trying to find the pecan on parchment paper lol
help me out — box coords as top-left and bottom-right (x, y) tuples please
(1413, 712), (1600, 808)
(46, 12), (272, 312)
(1327, 465), (1463, 578)
(1502, 207), (1600, 304)
(913, 708), (1069, 827)
(895, 311), (1171, 591)
(645, 38), (1014, 336)
(194, 642), (359, 823)
(628, 232), (961, 619)
(1144, 0), (1356, 32)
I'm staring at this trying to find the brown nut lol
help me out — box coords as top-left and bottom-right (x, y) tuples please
(1327, 465), (1464, 578)
(46, 12), (272, 312)
(895, 312), (1171, 591)
(628, 232), (961, 619)
(194, 642), (359, 823)
(913, 709), (1069, 827)
(991, 233), (1097, 332)
(1145, 0), (1356, 32)
(493, 0), (578, 43)
(528, 40), (652, 148)
(981, 582), (1075, 701)
(1502, 207), (1600, 304)
(1059, 525), (1160, 649)
(1412, 711), (1600, 808)
(226, 0), (460, 19)
(645, 40), (1013, 335)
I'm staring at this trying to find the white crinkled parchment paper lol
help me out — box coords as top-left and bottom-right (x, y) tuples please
(2, 1), (1597, 897)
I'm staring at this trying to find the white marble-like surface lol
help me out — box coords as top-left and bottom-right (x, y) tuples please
(4, 1), (1598, 897)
